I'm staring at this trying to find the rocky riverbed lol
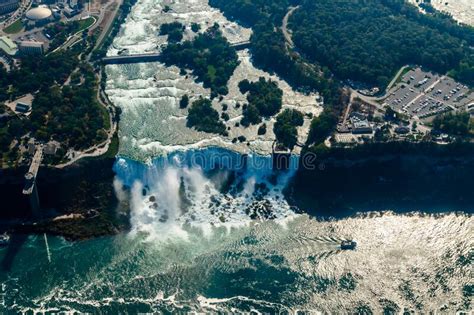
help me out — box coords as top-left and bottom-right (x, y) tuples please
(105, 0), (322, 161)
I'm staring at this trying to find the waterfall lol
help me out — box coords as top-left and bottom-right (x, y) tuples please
(113, 147), (300, 239)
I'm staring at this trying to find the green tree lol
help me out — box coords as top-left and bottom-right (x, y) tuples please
(187, 98), (226, 135)
(274, 109), (304, 150)
(180, 94), (189, 109)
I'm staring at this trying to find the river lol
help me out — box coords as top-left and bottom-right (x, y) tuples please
(1, 212), (472, 313)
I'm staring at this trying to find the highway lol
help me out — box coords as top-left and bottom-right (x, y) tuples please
(94, 0), (123, 50)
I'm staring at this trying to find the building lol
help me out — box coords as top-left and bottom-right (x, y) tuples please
(15, 101), (31, 113)
(352, 120), (373, 134)
(18, 40), (44, 55)
(0, 36), (18, 56)
(25, 6), (53, 26)
(350, 112), (373, 134)
(44, 141), (60, 155)
(395, 126), (410, 135)
(63, 6), (79, 17)
(27, 139), (36, 155)
(0, 0), (19, 15)
(68, 0), (78, 9)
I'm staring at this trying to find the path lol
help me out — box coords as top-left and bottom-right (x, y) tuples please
(282, 6), (299, 49)
(51, 16), (98, 53)
(54, 0), (125, 168)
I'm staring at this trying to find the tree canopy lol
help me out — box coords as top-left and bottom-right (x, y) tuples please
(239, 78), (283, 127)
(159, 22), (185, 43)
(432, 112), (472, 136)
(209, 0), (345, 147)
(161, 24), (239, 97)
(29, 63), (107, 150)
(273, 109), (304, 150)
(187, 98), (227, 135)
(0, 51), (78, 102)
(290, 0), (474, 87)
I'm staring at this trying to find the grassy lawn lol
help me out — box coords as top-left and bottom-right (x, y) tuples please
(393, 66), (413, 86)
(76, 17), (96, 33)
(3, 19), (23, 34)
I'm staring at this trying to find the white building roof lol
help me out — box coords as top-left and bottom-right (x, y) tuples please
(0, 36), (18, 56)
(26, 7), (52, 20)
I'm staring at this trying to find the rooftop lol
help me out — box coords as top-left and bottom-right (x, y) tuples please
(25, 7), (52, 21)
(0, 36), (18, 56)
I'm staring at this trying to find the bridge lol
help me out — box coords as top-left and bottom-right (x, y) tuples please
(102, 40), (251, 65)
(230, 40), (251, 50)
(102, 53), (161, 65)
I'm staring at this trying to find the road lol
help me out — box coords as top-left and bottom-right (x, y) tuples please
(280, 5), (323, 79)
(350, 91), (385, 111)
(349, 66), (415, 112)
(386, 65), (410, 92)
(94, 0), (123, 51)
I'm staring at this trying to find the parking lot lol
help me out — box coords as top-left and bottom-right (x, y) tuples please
(383, 68), (474, 119)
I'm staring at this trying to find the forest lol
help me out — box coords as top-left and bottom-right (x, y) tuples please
(209, 0), (345, 148)
(0, 51), (78, 101)
(273, 109), (304, 150)
(290, 0), (474, 87)
(208, 0), (474, 151)
(0, 49), (108, 165)
(239, 78), (283, 127)
(161, 24), (239, 97)
(159, 22), (185, 43)
(187, 98), (227, 135)
(432, 112), (473, 136)
(28, 63), (108, 150)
